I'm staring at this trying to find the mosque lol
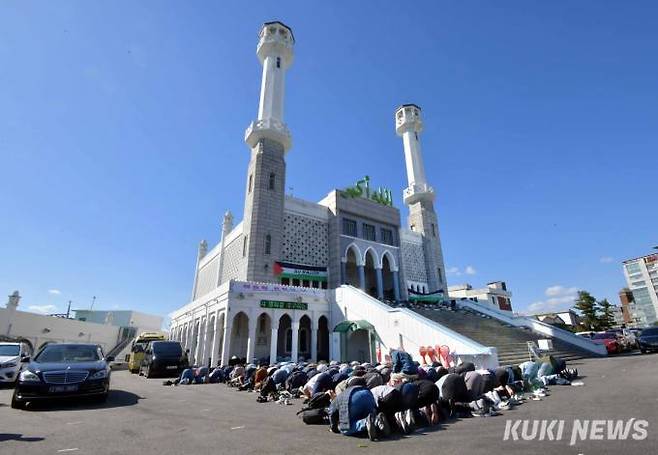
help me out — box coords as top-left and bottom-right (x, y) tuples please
(169, 21), (603, 369)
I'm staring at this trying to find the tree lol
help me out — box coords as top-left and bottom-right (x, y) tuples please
(597, 299), (615, 330)
(573, 291), (600, 331)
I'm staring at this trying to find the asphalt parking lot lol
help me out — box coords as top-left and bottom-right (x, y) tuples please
(1, 353), (656, 455)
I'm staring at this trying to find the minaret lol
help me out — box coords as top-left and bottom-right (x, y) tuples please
(215, 210), (234, 286)
(191, 240), (208, 300)
(222, 210), (234, 239)
(242, 21), (294, 282)
(395, 104), (448, 292)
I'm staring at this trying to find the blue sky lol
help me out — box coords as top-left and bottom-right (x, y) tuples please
(1, 1), (657, 324)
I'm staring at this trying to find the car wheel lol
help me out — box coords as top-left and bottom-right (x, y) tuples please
(10, 391), (24, 410)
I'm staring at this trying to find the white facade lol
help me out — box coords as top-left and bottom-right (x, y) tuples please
(622, 253), (658, 325)
(448, 281), (513, 312)
(169, 280), (498, 368)
(170, 281), (331, 367)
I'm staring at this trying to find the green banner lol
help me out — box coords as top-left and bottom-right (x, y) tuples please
(260, 300), (308, 311)
(408, 294), (444, 303)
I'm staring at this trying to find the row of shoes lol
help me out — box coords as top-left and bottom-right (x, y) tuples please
(559, 368), (578, 381)
(394, 408), (416, 434)
(469, 398), (500, 417)
(366, 412), (392, 441)
(484, 391), (513, 411)
(276, 396), (292, 405)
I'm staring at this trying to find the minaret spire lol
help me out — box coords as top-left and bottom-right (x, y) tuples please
(245, 21), (294, 152)
(395, 104), (448, 293)
(396, 104), (434, 205)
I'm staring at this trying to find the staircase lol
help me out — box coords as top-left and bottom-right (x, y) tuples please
(409, 304), (596, 366)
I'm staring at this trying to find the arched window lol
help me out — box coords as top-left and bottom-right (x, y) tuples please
(299, 328), (308, 353)
(276, 57), (281, 68)
(269, 172), (276, 190)
(265, 234), (271, 255)
(285, 328), (292, 352)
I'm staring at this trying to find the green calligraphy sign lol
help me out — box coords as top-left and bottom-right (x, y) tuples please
(342, 175), (393, 207)
(260, 300), (308, 311)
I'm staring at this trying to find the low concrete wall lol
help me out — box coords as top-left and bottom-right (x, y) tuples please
(0, 307), (121, 354)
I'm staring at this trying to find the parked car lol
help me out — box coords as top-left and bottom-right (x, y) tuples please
(127, 331), (166, 374)
(139, 340), (187, 378)
(591, 332), (619, 354)
(0, 341), (31, 384)
(11, 343), (113, 409)
(605, 329), (632, 352)
(638, 327), (658, 354)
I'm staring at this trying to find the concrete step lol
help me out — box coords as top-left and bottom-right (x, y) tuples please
(410, 304), (596, 367)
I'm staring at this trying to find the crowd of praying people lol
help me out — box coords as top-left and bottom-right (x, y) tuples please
(165, 349), (580, 441)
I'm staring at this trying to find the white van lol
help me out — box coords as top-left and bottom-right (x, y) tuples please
(0, 341), (31, 383)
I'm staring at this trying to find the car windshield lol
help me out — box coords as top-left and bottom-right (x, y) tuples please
(152, 341), (182, 356)
(641, 328), (658, 336)
(592, 333), (615, 340)
(132, 342), (147, 352)
(35, 345), (101, 363)
(0, 345), (20, 356)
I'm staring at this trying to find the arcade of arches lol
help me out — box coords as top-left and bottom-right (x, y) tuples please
(170, 311), (330, 367)
(341, 245), (401, 302)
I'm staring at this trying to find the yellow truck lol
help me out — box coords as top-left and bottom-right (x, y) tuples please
(127, 331), (166, 373)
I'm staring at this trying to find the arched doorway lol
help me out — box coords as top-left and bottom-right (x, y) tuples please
(190, 321), (200, 363)
(364, 249), (378, 297)
(344, 245), (360, 286)
(381, 252), (395, 301)
(229, 312), (249, 361)
(203, 315), (215, 367)
(298, 315), (311, 361)
(254, 313), (272, 362)
(317, 316), (330, 361)
(277, 314), (292, 359)
(346, 329), (371, 363)
(215, 312), (225, 365)
(195, 319), (206, 365)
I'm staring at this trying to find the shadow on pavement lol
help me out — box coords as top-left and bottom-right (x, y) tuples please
(23, 389), (143, 412)
(0, 433), (45, 442)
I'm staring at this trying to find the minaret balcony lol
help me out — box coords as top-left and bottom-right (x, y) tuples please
(403, 183), (435, 205)
(245, 118), (292, 152)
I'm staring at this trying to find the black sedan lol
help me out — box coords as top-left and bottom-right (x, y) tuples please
(638, 327), (658, 354)
(11, 343), (113, 409)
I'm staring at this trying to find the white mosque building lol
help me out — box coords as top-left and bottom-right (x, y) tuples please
(169, 21), (603, 368)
